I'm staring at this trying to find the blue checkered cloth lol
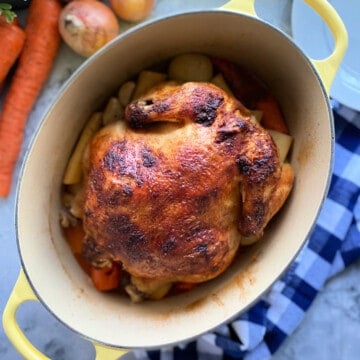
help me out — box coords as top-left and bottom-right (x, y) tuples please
(135, 102), (360, 360)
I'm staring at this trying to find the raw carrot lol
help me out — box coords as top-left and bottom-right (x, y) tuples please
(0, 0), (62, 197)
(256, 94), (289, 134)
(90, 263), (122, 292)
(0, 5), (26, 84)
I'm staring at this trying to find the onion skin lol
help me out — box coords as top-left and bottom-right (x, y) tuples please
(59, 0), (119, 57)
(109, 0), (155, 23)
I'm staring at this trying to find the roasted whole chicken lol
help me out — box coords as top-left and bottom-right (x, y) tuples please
(78, 81), (294, 301)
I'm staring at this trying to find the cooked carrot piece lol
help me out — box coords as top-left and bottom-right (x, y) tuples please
(211, 57), (266, 108)
(63, 222), (85, 255)
(172, 282), (197, 293)
(256, 94), (289, 134)
(90, 263), (122, 292)
(63, 222), (93, 274)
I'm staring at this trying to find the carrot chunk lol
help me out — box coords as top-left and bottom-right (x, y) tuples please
(172, 282), (197, 293)
(90, 263), (122, 292)
(256, 94), (289, 134)
(211, 57), (266, 108)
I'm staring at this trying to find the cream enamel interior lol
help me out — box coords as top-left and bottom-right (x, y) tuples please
(16, 11), (332, 349)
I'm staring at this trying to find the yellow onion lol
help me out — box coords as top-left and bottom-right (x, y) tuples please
(109, 0), (155, 23)
(59, 0), (119, 57)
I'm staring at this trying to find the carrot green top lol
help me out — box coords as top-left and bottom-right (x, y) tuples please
(0, 3), (17, 23)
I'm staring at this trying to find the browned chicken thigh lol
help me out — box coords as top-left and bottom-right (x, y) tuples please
(81, 82), (294, 299)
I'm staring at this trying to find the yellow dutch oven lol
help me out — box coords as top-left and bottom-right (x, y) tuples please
(3, 0), (347, 359)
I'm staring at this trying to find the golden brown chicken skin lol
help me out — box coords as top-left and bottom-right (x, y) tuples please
(81, 82), (294, 291)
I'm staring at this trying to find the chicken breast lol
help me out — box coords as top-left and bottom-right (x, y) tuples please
(81, 82), (294, 297)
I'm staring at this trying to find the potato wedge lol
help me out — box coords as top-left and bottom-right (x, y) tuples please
(241, 235), (260, 246)
(250, 110), (263, 125)
(129, 277), (172, 301)
(211, 73), (234, 96)
(63, 112), (103, 185)
(102, 97), (124, 125)
(168, 53), (213, 82)
(132, 70), (167, 100)
(268, 129), (293, 163)
(118, 81), (136, 106)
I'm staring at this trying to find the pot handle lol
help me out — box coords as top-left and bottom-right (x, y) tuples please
(2, 269), (129, 360)
(220, 0), (256, 16)
(304, 0), (348, 93)
(220, 0), (348, 94)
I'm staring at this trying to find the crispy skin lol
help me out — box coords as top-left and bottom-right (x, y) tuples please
(81, 82), (293, 285)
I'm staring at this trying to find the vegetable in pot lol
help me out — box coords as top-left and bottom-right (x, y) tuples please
(90, 263), (122, 291)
